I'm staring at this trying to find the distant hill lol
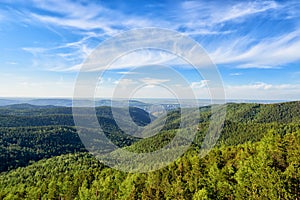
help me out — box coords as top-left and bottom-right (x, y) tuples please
(0, 98), (151, 108)
(27, 99), (73, 106)
(2, 103), (59, 110)
(0, 105), (154, 172)
(0, 101), (300, 172)
(0, 99), (21, 106)
(124, 101), (300, 152)
(0, 101), (300, 199)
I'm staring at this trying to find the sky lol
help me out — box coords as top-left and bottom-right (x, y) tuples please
(1, 0), (300, 100)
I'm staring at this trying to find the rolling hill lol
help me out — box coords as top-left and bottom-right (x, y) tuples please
(0, 101), (300, 199)
(0, 105), (153, 172)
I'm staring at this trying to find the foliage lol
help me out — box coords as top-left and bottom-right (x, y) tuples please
(0, 131), (299, 199)
(1, 101), (300, 199)
(0, 106), (154, 172)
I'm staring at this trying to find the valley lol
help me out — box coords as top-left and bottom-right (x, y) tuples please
(0, 101), (299, 199)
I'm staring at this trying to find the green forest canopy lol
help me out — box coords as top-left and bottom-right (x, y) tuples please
(0, 101), (300, 199)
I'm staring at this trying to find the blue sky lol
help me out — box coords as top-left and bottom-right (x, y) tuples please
(1, 0), (300, 100)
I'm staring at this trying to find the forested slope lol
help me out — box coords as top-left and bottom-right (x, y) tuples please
(127, 101), (300, 153)
(0, 130), (299, 199)
(0, 101), (300, 199)
(0, 105), (152, 172)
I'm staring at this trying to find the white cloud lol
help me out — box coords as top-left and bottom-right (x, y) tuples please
(210, 29), (300, 68)
(15, 0), (295, 73)
(31, 14), (114, 34)
(139, 77), (170, 85)
(184, 30), (233, 36)
(109, 50), (179, 70)
(29, 0), (153, 35)
(22, 47), (47, 55)
(31, 0), (103, 18)
(229, 72), (242, 76)
(226, 82), (300, 100)
(213, 1), (278, 23)
(117, 71), (139, 75)
(190, 80), (209, 89)
(236, 64), (276, 69)
(60, 48), (187, 72)
(113, 78), (137, 86)
(4, 0), (300, 74)
(22, 34), (96, 71)
(178, 0), (279, 34)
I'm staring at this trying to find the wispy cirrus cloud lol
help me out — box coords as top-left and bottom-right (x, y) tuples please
(176, 1), (279, 34)
(175, 1), (300, 69)
(210, 28), (300, 68)
(21, 0), (299, 72)
(116, 71), (139, 75)
(139, 77), (170, 85)
(59, 48), (185, 72)
(212, 1), (278, 23)
(229, 73), (242, 76)
(2, 0), (300, 99)
(29, 0), (153, 35)
(13, 0), (157, 72)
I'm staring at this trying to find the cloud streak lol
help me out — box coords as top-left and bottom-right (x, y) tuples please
(177, 1), (279, 34)
(210, 28), (300, 68)
(226, 82), (300, 100)
(2, 0), (300, 100)
(29, 0), (153, 35)
(6, 0), (297, 72)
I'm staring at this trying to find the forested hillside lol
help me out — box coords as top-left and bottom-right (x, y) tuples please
(0, 105), (152, 172)
(0, 131), (299, 199)
(0, 101), (300, 199)
(127, 101), (300, 153)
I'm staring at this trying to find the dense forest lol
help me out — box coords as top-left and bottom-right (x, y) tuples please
(0, 101), (300, 199)
(0, 105), (152, 172)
